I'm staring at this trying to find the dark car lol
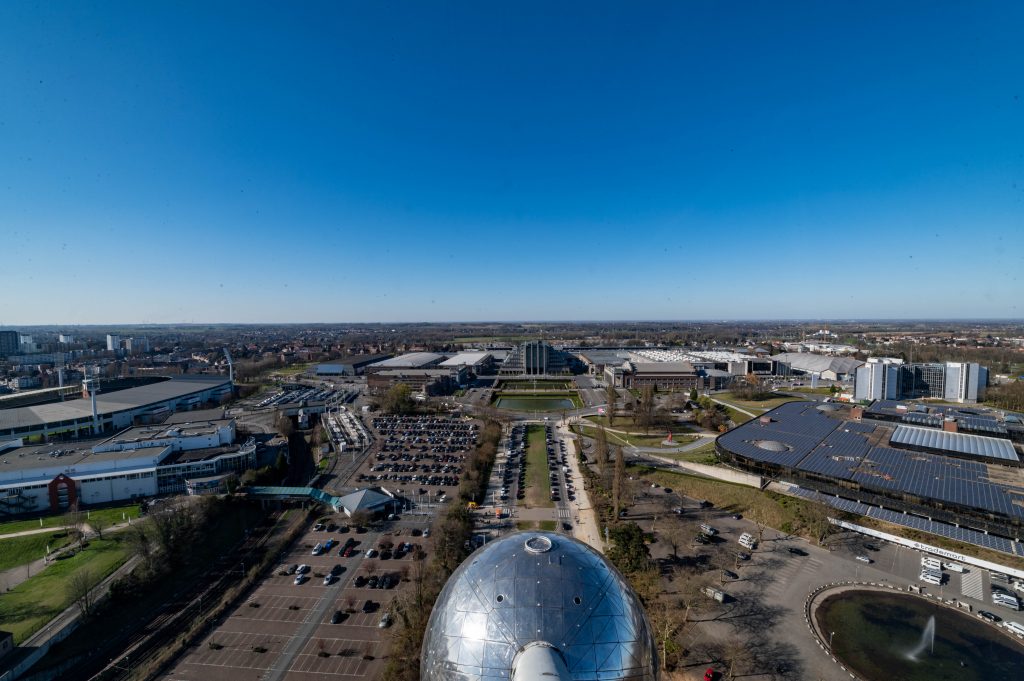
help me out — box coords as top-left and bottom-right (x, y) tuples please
(330, 610), (346, 624)
(736, 552), (751, 561)
(788, 547), (808, 556)
(722, 569), (738, 580)
(979, 610), (1001, 623)
(361, 600), (375, 614)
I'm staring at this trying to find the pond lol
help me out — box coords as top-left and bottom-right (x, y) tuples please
(494, 397), (576, 411)
(815, 589), (1024, 681)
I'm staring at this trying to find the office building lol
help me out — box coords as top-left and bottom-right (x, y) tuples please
(0, 331), (18, 358)
(854, 360), (987, 404)
(500, 341), (578, 376)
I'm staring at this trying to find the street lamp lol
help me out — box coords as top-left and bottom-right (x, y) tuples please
(829, 631), (836, 649)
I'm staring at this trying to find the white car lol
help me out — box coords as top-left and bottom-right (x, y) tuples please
(296, 564), (310, 574)
(365, 549), (378, 558)
(855, 555), (872, 563)
(294, 574), (308, 585)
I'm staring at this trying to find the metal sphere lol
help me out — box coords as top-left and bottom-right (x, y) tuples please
(421, 531), (658, 680)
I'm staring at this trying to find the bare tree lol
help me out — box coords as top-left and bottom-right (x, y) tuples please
(68, 568), (95, 619)
(612, 445), (625, 518)
(649, 598), (686, 671)
(604, 383), (617, 426)
(594, 425), (609, 477)
(637, 386), (655, 434)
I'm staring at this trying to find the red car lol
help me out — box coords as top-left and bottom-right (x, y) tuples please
(704, 669), (717, 681)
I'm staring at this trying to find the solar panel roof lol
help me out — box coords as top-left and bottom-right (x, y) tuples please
(890, 424), (1019, 462)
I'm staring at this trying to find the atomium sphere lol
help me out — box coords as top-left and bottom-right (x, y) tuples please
(421, 532), (658, 681)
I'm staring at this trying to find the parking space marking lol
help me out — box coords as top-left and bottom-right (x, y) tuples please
(961, 570), (984, 600)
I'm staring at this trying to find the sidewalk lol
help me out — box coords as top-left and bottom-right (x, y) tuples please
(557, 421), (604, 552)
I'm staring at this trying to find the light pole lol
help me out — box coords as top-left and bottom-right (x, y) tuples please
(829, 631), (835, 650)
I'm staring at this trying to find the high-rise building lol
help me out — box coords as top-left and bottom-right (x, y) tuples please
(0, 330), (18, 358)
(106, 334), (121, 352)
(854, 359), (987, 404)
(58, 334), (75, 344)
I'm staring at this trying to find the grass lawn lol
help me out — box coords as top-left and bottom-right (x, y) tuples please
(713, 392), (804, 412)
(0, 532), (75, 571)
(537, 520), (557, 532)
(0, 536), (132, 643)
(722, 406), (755, 425)
(0, 503), (141, 538)
(272, 363), (313, 377)
(523, 425), (554, 508)
(576, 424), (697, 449)
(657, 441), (719, 464)
(780, 386), (834, 395)
(626, 464), (813, 532)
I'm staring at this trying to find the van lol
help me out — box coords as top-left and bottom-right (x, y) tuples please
(738, 533), (757, 549)
(942, 562), (965, 573)
(919, 572), (942, 585)
(699, 524), (718, 536)
(1005, 621), (1024, 636)
(921, 556), (941, 568)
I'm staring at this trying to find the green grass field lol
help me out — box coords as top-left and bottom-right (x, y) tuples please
(713, 392), (805, 412)
(523, 425), (554, 508)
(575, 424), (697, 449)
(0, 503), (141, 538)
(0, 532), (75, 571)
(0, 536), (132, 643)
(657, 440), (719, 464)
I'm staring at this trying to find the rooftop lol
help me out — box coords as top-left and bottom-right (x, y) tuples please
(368, 352), (445, 369)
(0, 376), (231, 432)
(439, 351), (492, 367)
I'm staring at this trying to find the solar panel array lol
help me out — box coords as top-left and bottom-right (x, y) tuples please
(787, 485), (1024, 557)
(722, 401), (1024, 521)
(890, 425), (1019, 462)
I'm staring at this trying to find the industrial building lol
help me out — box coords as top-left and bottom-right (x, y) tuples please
(771, 352), (864, 381)
(853, 360), (988, 403)
(438, 351), (495, 377)
(717, 401), (1024, 543)
(314, 353), (393, 376)
(365, 352), (445, 373)
(631, 348), (772, 375)
(0, 376), (233, 442)
(366, 368), (465, 395)
(605, 361), (701, 391)
(0, 418), (255, 515)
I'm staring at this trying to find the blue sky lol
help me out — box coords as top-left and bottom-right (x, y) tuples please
(1, 1), (1021, 324)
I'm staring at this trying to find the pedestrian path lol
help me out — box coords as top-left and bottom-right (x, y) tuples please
(764, 554), (823, 598)
(557, 508), (571, 519)
(961, 570), (984, 600)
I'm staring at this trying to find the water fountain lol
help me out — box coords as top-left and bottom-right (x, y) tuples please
(905, 615), (935, 661)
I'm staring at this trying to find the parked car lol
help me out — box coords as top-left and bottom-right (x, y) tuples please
(855, 555), (872, 564)
(330, 610), (346, 624)
(787, 547), (807, 556)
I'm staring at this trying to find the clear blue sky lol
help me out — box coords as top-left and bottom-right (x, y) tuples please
(1, 1), (1021, 324)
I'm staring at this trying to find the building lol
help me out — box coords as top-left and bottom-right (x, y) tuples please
(0, 331), (18, 358)
(606, 361), (702, 391)
(336, 487), (400, 517)
(716, 401), (1024, 540)
(438, 351), (494, 378)
(575, 349), (634, 376)
(0, 630), (12, 663)
(853, 358), (904, 401)
(0, 376), (233, 441)
(58, 334), (75, 344)
(500, 341), (578, 376)
(854, 360), (987, 404)
(106, 334), (121, 352)
(0, 419), (255, 514)
(631, 349), (772, 376)
(366, 368), (464, 395)
(771, 353), (864, 381)
(365, 352), (445, 373)
(314, 354), (393, 376)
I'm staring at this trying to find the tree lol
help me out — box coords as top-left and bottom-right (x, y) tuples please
(649, 597), (686, 671)
(276, 413), (294, 438)
(689, 387), (698, 401)
(606, 522), (650, 575)
(68, 568), (96, 619)
(612, 445), (625, 518)
(604, 383), (617, 426)
(637, 385), (656, 433)
(381, 383), (416, 415)
(594, 425), (609, 477)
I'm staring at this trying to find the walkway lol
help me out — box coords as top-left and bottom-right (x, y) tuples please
(556, 421), (604, 552)
(708, 397), (759, 419)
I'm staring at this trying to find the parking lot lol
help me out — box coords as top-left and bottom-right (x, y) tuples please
(160, 513), (436, 681)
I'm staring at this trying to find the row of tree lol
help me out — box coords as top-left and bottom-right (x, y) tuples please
(457, 420), (502, 504)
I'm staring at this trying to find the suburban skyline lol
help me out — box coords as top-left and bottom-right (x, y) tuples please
(2, 2), (1022, 324)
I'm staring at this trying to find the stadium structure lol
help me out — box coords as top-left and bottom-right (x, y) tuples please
(421, 532), (657, 681)
(716, 401), (1024, 556)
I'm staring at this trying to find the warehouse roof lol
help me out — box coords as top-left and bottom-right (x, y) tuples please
(630, 361), (697, 374)
(368, 352), (445, 369)
(771, 353), (864, 375)
(0, 376), (231, 432)
(439, 352), (493, 367)
(890, 424), (1019, 462)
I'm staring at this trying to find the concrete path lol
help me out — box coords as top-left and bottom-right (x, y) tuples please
(556, 421), (604, 552)
(708, 397), (759, 418)
(0, 557), (47, 592)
